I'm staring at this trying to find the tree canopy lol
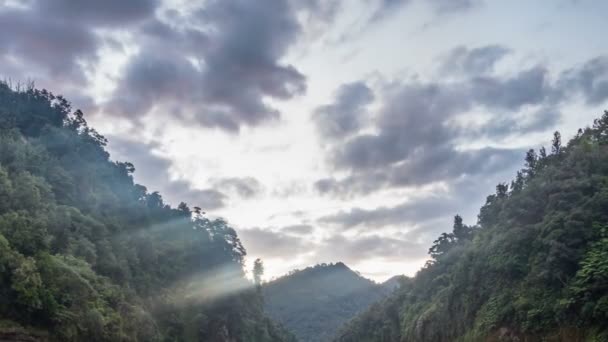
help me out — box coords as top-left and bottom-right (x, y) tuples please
(263, 262), (402, 342)
(0, 82), (295, 341)
(336, 111), (608, 342)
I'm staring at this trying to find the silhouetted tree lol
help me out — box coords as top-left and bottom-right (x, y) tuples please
(552, 131), (562, 154)
(253, 258), (264, 287)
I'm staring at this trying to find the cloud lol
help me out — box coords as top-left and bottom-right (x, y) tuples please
(0, 0), (339, 133)
(314, 48), (608, 198)
(315, 234), (428, 264)
(238, 227), (312, 259)
(106, 0), (343, 131)
(0, 0), (162, 118)
(318, 197), (455, 229)
(318, 147), (521, 198)
(107, 136), (227, 210)
(34, 0), (158, 26)
(315, 175), (502, 230)
(369, 0), (480, 23)
(0, 0), (160, 86)
(481, 105), (562, 138)
(471, 66), (552, 110)
(0, 7), (100, 83)
(441, 45), (511, 75)
(429, 0), (479, 13)
(316, 172), (516, 239)
(558, 56), (608, 105)
(211, 177), (263, 199)
(369, 0), (411, 22)
(281, 224), (314, 235)
(313, 81), (374, 140)
(193, 189), (227, 210)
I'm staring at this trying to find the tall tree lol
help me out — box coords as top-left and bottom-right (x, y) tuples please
(254, 258), (265, 287)
(552, 131), (562, 154)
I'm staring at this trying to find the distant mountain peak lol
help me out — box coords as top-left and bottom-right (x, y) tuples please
(263, 262), (396, 342)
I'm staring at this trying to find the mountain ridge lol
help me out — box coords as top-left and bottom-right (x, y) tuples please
(263, 262), (402, 342)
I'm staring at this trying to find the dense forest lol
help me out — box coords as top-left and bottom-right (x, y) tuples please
(0, 82), (295, 341)
(335, 114), (608, 341)
(2, 83), (608, 342)
(263, 263), (404, 342)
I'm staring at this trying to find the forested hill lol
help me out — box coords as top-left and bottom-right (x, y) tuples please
(263, 262), (404, 342)
(335, 113), (608, 342)
(0, 82), (295, 341)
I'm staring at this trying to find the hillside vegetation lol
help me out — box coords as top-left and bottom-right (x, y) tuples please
(0, 82), (295, 341)
(336, 113), (608, 342)
(263, 262), (403, 342)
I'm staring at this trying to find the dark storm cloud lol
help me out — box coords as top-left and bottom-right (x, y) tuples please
(313, 81), (374, 139)
(211, 177), (264, 199)
(441, 45), (511, 75)
(238, 228), (312, 258)
(107, 136), (227, 210)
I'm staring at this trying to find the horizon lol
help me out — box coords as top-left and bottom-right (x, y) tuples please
(1, 0), (607, 282)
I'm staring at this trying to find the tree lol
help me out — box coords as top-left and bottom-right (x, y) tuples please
(539, 146), (547, 159)
(453, 214), (474, 242)
(511, 171), (525, 193)
(253, 258), (264, 287)
(551, 131), (561, 154)
(177, 202), (191, 217)
(429, 232), (455, 259)
(496, 183), (508, 199)
(338, 117), (608, 341)
(146, 191), (164, 209)
(524, 149), (538, 177)
(0, 82), (294, 342)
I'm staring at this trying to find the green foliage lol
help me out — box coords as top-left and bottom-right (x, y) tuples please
(336, 111), (608, 342)
(0, 82), (292, 341)
(263, 262), (400, 342)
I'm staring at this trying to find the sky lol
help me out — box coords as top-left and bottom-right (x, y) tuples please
(1, 0), (608, 281)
